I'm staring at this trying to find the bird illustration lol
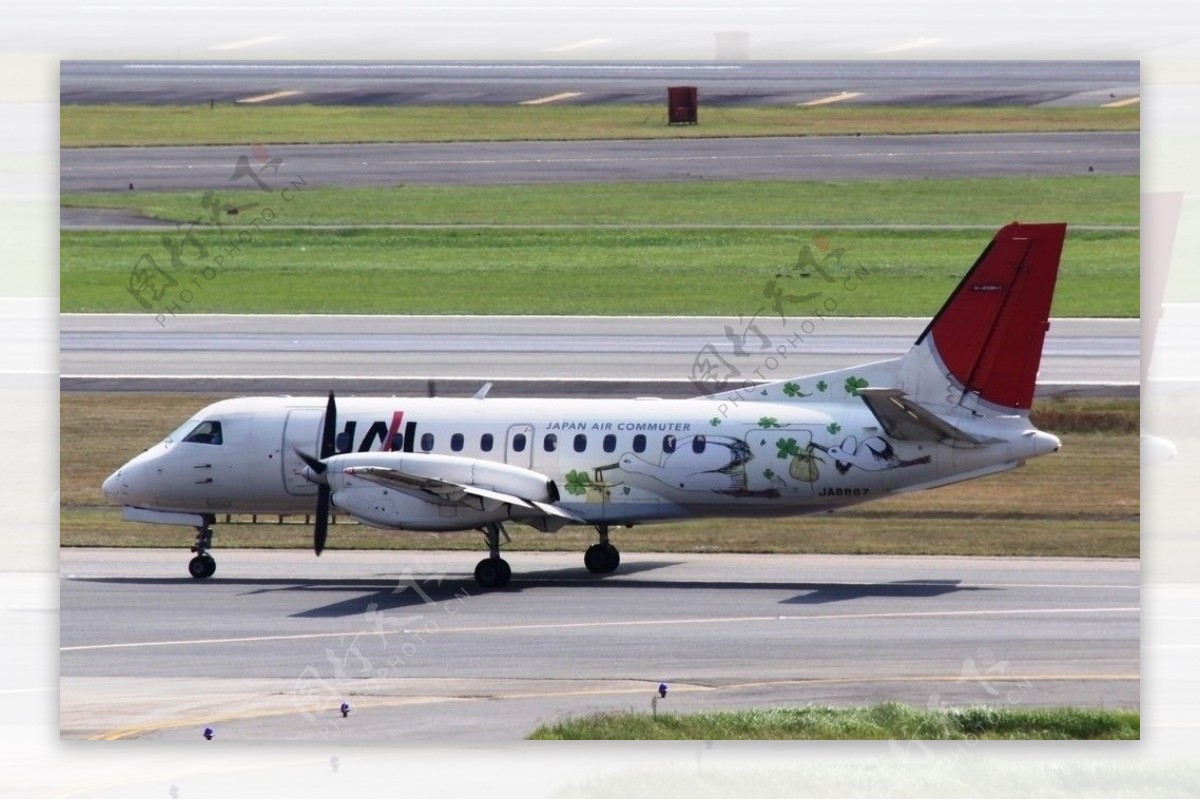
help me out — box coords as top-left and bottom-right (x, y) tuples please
(598, 435), (754, 493)
(821, 435), (932, 475)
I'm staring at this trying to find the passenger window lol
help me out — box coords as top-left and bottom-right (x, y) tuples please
(513, 433), (527, 452)
(183, 420), (223, 445)
(389, 433), (404, 451)
(481, 433), (494, 452)
(544, 433), (557, 452)
(421, 433), (435, 452)
(451, 433), (464, 452)
(633, 434), (646, 453)
(573, 434), (587, 453)
(603, 434), (617, 453)
(663, 435), (676, 454)
(692, 435), (706, 454)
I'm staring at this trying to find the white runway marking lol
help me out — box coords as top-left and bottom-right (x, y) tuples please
(236, 90), (303, 104)
(799, 92), (863, 107)
(1103, 96), (1141, 108)
(519, 91), (583, 106)
(62, 605), (1138, 653)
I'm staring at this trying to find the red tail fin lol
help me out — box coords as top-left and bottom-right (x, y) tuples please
(916, 222), (1066, 411)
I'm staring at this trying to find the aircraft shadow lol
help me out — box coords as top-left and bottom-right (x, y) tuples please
(68, 566), (992, 619)
(288, 571), (991, 617)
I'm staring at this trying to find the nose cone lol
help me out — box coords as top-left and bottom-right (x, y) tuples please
(102, 468), (124, 504)
(103, 449), (160, 505)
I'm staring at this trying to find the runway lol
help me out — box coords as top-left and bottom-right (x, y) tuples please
(59, 549), (1139, 740)
(60, 132), (1139, 194)
(59, 314), (1139, 394)
(61, 61), (1139, 108)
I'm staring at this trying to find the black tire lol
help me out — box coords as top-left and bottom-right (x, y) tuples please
(585, 543), (620, 574)
(584, 543), (608, 574)
(603, 543), (620, 573)
(474, 557), (511, 589)
(188, 554), (216, 579)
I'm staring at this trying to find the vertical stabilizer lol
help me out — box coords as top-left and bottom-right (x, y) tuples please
(911, 222), (1066, 412)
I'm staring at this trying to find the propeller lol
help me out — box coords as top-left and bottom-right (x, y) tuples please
(295, 391), (337, 556)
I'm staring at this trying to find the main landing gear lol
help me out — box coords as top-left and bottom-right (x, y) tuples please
(584, 525), (620, 575)
(474, 522), (512, 590)
(188, 520), (217, 579)
(471, 522), (622, 589)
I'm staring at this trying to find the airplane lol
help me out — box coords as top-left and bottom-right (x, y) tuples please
(102, 222), (1067, 589)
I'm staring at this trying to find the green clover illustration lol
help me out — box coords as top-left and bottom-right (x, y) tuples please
(758, 417), (782, 429)
(776, 437), (801, 459)
(782, 382), (811, 398)
(826, 422), (842, 435)
(564, 469), (592, 496)
(816, 380), (829, 393)
(710, 417), (722, 427)
(844, 376), (869, 396)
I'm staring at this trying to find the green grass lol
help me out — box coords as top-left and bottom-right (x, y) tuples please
(60, 226), (1137, 316)
(60, 104), (1140, 147)
(60, 394), (1139, 557)
(61, 176), (1140, 227)
(527, 702), (1139, 739)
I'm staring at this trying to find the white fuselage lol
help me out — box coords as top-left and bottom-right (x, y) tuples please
(103, 394), (1059, 530)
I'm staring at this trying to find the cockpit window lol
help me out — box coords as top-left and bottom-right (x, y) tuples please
(182, 420), (223, 445)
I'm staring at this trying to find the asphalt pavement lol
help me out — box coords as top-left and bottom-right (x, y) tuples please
(60, 549), (1140, 740)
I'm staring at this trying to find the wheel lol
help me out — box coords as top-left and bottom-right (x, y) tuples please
(584, 543), (608, 573)
(603, 543), (620, 573)
(188, 554), (216, 579)
(584, 543), (620, 574)
(474, 557), (511, 589)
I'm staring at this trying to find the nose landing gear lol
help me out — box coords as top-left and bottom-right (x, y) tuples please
(188, 520), (217, 579)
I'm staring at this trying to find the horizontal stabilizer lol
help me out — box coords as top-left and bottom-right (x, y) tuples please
(857, 388), (994, 445)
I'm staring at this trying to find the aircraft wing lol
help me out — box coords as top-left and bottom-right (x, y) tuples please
(344, 465), (585, 522)
(856, 388), (996, 445)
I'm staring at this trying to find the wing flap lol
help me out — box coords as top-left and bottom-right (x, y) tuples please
(345, 465), (537, 510)
(530, 500), (586, 523)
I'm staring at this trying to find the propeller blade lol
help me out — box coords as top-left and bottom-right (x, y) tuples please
(320, 391), (337, 459)
(314, 484), (330, 556)
(294, 448), (327, 477)
(314, 391), (336, 556)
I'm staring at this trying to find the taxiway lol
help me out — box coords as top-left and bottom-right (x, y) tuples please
(60, 549), (1139, 740)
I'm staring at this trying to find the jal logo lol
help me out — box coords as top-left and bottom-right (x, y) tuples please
(336, 411), (411, 453)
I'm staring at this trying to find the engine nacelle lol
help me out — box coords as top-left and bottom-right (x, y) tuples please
(322, 451), (557, 531)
